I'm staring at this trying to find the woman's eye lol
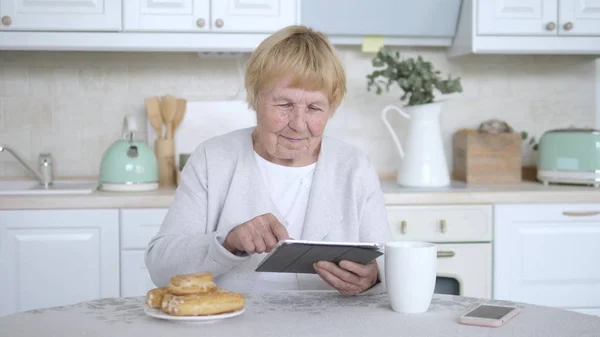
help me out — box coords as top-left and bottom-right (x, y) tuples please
(277, 103), (293, 108)
(309, 106), (322, 112)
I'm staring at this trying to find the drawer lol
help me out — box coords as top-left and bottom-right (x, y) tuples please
(386, 205), (492, 242)
(120, 209), (169, 249)
(495, 204), (600, 223)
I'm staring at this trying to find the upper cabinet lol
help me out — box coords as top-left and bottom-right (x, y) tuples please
(123, 0), (210, 32)
(0, 0), (299, 51)
(123, 0), (295, 33)
(477, 0), (559, 36)
(211, 0), (298, 33)
(0, 0), (122, 31)
(559, 0), (600, 36)
(448, 0), (600, 56)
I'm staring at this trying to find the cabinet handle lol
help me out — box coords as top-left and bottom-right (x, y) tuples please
(563, 22), (573, 31)
(1, 16), (11, 26)
(437, 250), (455, 258)
(400, 220), (407, 234)
(545, 21), (556, 31)
(439, 219), (446, 233)
(196, 18), (205, 28)
(215, 18), (224, 28)
(562, 211), (600, 217)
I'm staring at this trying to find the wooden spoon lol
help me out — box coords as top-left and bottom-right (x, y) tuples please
(144, 97), (163, 139)
(160, 95), (177, 140)
(173, 98), (187, 134)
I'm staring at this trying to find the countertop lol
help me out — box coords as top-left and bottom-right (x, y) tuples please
(1, 178), (599, 210)
(1, 291), (599, 337)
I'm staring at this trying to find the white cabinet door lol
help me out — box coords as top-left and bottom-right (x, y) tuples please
(437, 243), (492, 299)
(121, 250), (156, 297)
(119, 208), (167, 297)
(559, 0), (600, 35)
(0, 0), (122, 31)
(477, 0), (559, 35)
(123, 0), (210, 32)
(494, 204), (600, 313)
(210, 0), (297, 33)
(0, 209), (120, 317)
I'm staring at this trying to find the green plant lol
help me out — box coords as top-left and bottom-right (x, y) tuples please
(520, 131), (539, 151)
(366, 47), (463, 106)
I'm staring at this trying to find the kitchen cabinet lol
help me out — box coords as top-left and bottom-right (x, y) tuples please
(477, 0), (558, 36)
(211, 0), (298, 33)
(386, 205), (493, 299)
(478, 0), (600, 36)
(123, 0), (295, 33)
(559, 0), (600, 36)
(120, 208), (168, 297)
(494, 204), (600, 317)
(0, 209), (120, 317)
(123, 0), (210, 32)
(0, 0), (122, 31)
(448, 0), (600, 56)
(0, 0), (298, 51)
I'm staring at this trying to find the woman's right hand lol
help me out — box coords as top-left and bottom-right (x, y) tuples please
(224, 213), (290, 255)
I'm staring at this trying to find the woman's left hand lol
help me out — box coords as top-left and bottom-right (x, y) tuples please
(313, 260), (379, 296)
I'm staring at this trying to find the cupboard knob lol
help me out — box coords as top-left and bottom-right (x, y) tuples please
(1, 16), (11, 26)
(215, 18), (224, 28)
(440, 219), (447, 233)
(545, 22), (556, 31)
(563, 22), (573, 31)
(196, 18), (205, 28)
(400, 220), (407, 234)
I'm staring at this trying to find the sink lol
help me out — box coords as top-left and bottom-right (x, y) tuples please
(0, 179), (98, 195)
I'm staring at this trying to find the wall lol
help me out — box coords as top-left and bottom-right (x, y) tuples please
(0, 47), (596, 179)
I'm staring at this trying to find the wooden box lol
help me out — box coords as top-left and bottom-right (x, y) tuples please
(452, 130), (522, 184)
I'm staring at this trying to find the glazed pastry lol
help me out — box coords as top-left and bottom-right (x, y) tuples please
(162, 291), (245, 316)
(161, 293), (174, 312)
(146, 287), (168, 308)
(166, 272), (217, 295)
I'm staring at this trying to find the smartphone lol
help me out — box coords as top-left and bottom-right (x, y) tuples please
(458, 304), (521, 328)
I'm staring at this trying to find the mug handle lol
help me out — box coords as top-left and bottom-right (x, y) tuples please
(381, 105), (410, 158)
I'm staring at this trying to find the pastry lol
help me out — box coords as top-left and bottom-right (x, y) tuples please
(161, 293), (174, 312)
(161, 291), (245, 316)
(166, 272), (217, 295)
(146, 287), (168, 308)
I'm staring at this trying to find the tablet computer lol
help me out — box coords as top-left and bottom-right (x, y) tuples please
(255, 239), (383, 274)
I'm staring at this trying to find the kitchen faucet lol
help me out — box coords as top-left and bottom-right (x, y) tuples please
(0, 144), (53, 188)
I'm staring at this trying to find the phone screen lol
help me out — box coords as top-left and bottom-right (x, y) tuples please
(464, 305), (515, 320)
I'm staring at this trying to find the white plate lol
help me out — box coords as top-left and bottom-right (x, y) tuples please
(144, 306), (245, 324)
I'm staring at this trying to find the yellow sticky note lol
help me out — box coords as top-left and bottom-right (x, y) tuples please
(361, 36), (384, 53)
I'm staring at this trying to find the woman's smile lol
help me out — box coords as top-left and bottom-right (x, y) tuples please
(280, 135), (305, 143)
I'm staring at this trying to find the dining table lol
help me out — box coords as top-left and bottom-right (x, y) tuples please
(1, 291), (599, 337)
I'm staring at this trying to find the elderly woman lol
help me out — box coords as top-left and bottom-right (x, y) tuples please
(145, 25), (391, 296)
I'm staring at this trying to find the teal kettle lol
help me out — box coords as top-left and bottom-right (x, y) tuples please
(99, 115), (159, 191)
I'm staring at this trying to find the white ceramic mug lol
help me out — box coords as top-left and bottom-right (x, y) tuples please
(384, 241), (437, 313)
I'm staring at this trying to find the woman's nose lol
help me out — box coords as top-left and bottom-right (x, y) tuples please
(288, 110), (308, 132)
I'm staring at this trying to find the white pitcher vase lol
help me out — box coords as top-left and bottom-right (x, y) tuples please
(381, 102), (450, 187)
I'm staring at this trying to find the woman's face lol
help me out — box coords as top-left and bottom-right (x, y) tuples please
(253, 76), (331, 166)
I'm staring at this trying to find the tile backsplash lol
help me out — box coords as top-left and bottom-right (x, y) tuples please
(0, 47), (596, 179)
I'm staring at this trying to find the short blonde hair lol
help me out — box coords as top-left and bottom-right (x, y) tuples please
(244, 25), (346, 114)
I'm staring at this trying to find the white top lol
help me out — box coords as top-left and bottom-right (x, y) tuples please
(252, 151), (316, 290)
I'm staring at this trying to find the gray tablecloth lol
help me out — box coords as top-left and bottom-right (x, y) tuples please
(1, 291), (599, 337)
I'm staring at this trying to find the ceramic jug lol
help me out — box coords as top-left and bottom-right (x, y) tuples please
(381, 102), (450, 187)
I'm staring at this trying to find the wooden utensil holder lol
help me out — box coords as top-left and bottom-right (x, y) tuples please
(155, 138), (176, 186)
